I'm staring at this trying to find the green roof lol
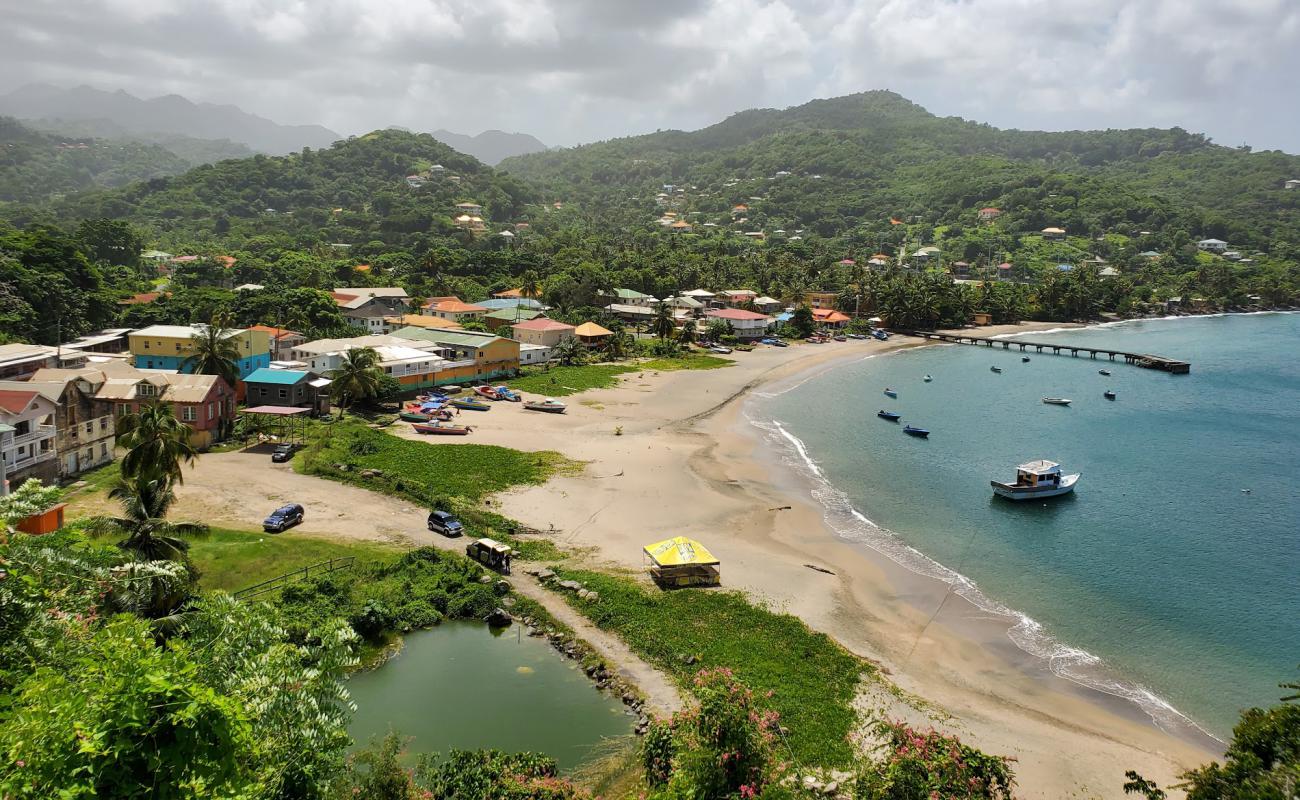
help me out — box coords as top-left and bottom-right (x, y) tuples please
(484, 307), (543, 322)
(614, 288), (653, 300)
(393, 328), (506, 348)
(244, 368), (309, 385)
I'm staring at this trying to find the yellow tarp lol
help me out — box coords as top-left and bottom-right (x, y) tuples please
(643, 536), (719, 567)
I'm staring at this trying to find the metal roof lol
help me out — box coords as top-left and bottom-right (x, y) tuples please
(244, 368), (310, 385)
(1017, 460), (1061, 474)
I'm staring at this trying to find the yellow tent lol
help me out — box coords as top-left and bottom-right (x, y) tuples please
(643, 536), (720, 567)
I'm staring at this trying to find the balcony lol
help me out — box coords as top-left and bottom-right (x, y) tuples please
(12, 424), (56, 447)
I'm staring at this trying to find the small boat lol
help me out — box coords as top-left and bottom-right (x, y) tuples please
(991, 460), (1080, 501)
(833, 335), (847, 342)
(877, 410), (901, 421)
(1098, 369), (1111, 376)
(399, 411), (433, 422)
(871, 329), (890, 341)
(903, 425), (929, 438)
(474, 385), (500, 400)
(923, 375), (933, 382)
(411, 422), (473, 436)
(1042, 397), (1072, 406)
(1103, 390), (1117, 400)
(990, 366), (1002, 374)
(451, 398), (492, 411)
(883, 388), (898, 398)
(523, 398), (567, 414)
(494, 386), (521, 402)
(1022, 356), (1031, 363)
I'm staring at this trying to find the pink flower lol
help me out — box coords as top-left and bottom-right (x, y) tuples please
(15, 760), (25, 768)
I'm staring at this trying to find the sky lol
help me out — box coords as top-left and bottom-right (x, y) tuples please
(2, 0), (1299, 153)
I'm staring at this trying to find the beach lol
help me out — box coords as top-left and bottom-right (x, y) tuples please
(449, 325), (1225, 799)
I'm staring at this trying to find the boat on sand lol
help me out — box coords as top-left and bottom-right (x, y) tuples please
(411, 422), (473, 436)
(523, 398), (567, 414)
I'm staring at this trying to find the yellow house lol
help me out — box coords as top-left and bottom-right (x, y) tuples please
(128, 325), (271, 378)
(390, 328), (520, 383)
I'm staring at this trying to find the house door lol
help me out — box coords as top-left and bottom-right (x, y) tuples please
(65, 453), (78, 474)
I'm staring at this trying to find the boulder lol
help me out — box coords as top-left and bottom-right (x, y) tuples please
(536, 568), (556, 580)
(494, 579), (511, 595)
(485, 608), (513, 627)
(558, 579), (583, 591)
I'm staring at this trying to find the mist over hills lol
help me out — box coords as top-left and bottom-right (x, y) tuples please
(429, 129), (547, 165)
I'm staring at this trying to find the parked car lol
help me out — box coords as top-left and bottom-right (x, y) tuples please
(270, 443), (297, 463)
(761, 337), (788, 347)
(466, 537), (512, 573)
(263, 503), (304, 533)
(708, 345), (733, 354)
(427, 510), (464, 537)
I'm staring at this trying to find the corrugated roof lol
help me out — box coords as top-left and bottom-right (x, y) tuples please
(431, 299), (488, 313)
(707, 308), (770, 321)
(574, 322), (613, 337)
(484, 308), (543, 322)
(392, 328), (507, 348)
(510, 317), (573, 332)
(244, 368), (310, 385)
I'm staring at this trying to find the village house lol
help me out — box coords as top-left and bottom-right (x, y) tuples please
(509, 317), (575, 349)
(128, 325), (271, 379)
(978, 207), (1002, 222)
(600, 288), (657, 307)
(388, 328), (521, 385)
(812, 308), (851, 329)
(424, 298), (489, 324)
(662, 295), (705, 319)
(1196, 238), (1229, 253)
(333, 287), (411, 333)
(752, 296), (783, 314)
(1285, 179), (1300, 190)
(242, 368), (331, 415)
(0, 343), (68, 381)
(1041, 227), (1067, 240)
(0, 388), (59, 487)
(681, 289), (716, 304)
(483, 307), (544, 331)
(18, 369), (116, 477)
(573, 321), (613, 348)
(381, 314), (463, 334)
(705, 308), (772, 341)
(518, 343), (552, 366)
(60, 329), (132, 357)
(247, 325), (307, 361)
(604, 303), (657, 325)
(720, 289), (758, 307)
(801, 291), (838, 310)
(454, 202), (484, 217)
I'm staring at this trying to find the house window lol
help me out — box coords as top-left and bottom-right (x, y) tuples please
(14, 421), (29, 436)
(278, 388), (287, 399)
(117, 404), (129, 417)
(175, 342), (182, 352)
(145, 360), (154, 369)
(100, 418), (109, 430)
(181, 406), (197, 422)
(85, 449), (93, 463)
(100, 443), (108, 458)
(142, 340), (150, 349)
(138, 383), (156, 397)
(207, 402), (214, 419)
(84, 422), (93, 435)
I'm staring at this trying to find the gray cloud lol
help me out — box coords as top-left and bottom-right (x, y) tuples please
(1, 0), (1297, 151)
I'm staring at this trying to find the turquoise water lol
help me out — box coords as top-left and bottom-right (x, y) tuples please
(347, 622), (633, 769)
(754, 313), (1299, 739)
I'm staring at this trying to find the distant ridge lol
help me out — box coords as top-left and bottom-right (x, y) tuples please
(430, 128), (547, 165)
(0, 84), (341, 155)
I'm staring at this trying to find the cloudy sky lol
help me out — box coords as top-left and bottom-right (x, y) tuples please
(3, 0), (1299, 152)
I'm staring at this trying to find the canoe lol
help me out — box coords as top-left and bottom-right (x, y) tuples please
(1042, 397), (1072, 406)
(411, 422), (473, 435)
(451, 398), (492, 411)
(399, 411), (432, 422)
(494, 386), (522, 402)
(990, 366), (1002, 373)
(877, 410), (901, 421)
(903, 425), (930, 438)
(883, 388), (898, 398)
(524, 400), (567, 414)
(1098, 369), (1112, 376)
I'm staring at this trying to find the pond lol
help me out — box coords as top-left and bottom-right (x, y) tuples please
(347, 621), (635, 770)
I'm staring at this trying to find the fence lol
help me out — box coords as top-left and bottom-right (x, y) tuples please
(232, 556), (357, 600)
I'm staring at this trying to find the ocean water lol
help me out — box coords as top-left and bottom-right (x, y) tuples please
(752, 313), (1299, 739)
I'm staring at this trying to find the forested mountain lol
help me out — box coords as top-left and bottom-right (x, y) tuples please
(431, 128), (547, 165)
(0, 84), (341, 154)
(0, 117), (194, 203)
(21, 117), (253, 166)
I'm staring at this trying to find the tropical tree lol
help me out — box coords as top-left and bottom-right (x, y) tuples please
(551, 335), (586, 367)
(790, 305), (815, 337)
(181, 313), (241, 388)
(329, 347), (383, 416)
(116, 401), (198, 486)
(84, 474), (209, 563)
(520, 269), (542, 301)
(704, 318), (732, 342)
(652, 301), (676, 342)
(678, 320), (697, 347)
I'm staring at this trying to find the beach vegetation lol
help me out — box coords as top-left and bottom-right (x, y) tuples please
(182, 527), (401, 593)
(510, 363), (638, 396)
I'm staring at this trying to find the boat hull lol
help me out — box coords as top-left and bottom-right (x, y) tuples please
(524, 403), (566, 414)
(411, 423), (472, 435)
(451, 400), (491, 411)
(877, 411), (901, 421)
(991, 474), (1080, 500)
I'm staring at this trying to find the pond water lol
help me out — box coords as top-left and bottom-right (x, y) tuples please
(347, 622), (635, 770)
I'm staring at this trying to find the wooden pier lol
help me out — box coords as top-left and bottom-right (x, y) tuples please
(906, 331), (1190, 373)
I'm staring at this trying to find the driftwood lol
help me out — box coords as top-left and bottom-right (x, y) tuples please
(803, 564), (835, 575)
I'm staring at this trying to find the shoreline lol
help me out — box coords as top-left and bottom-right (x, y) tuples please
(485, 323), (1221, 798)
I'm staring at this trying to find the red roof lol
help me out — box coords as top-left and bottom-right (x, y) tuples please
(707, 308), (770, 321)
(119, 292), (165, 305)
(812, 309), (850, 323)
(510, 318), (575, 332)
(331, 291), (359, 305)
(0, 389), (40, 414)
(215, 255), (237, 268)
(980, 207), (1001, 213)
(247, 325), (304, 340)
(431, 299), (488, 313)
(998, 263), (1013, 269)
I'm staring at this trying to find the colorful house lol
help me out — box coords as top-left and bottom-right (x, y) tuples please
(247, 325), (307, 361)
(390, 329), (520, 384)
(333, 287), (410, 332)
(484, 307), (543, 331)
(705, 308), (772, 340)
(128, 325), (271, 379)
(20, 368), (117, 478)
(509, 318), (575, 349)
(0, 388), (59, 487)
(811, 308), (851, 329)
(425, 298), (489, 323)
(242, 368), (331, 415)
(573, 322), (613, 348)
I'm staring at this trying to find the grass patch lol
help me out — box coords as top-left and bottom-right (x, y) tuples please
(186, 527), (402, 594)
(509, 364), (638, 396)
(639, 354), (733, 371)
(551, 569), (867, 767)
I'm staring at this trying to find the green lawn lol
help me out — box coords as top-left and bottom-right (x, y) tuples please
(189, 527), (402, 593)
(509, 364), (638, 396)
(639, 354), (733, 371)
(551, 569), (868, 767)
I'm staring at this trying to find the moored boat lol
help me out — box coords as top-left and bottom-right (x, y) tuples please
(411, 422), (473, 435)
(523, 398), (567, 414)
(1042, 397), (1072, 406)
(1022, 356), (1031, 363)
(1104, 390), (1117, 400)
(877, 410), (901, 421)
(991, 460), (1080, 500)
(923, 374), (932, 382)
(1098, 369), (1112, 376)
(451, 398), (492, 411)
(903, 425), (929, 438)
(883, 388), (898, 398)
(990, 366), (1002, 373)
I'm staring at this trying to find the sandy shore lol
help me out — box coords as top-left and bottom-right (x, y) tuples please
(406, 325), (1222, 799)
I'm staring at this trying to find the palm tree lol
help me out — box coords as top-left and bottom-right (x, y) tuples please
(552, 336), (586, 367)
(85, 474), (209, 562)
(329, 347), (383, 416)
(520, 270), (542, 302)
(182, 313), (241, 388)
(117, 401), (198, 485)
(651, 302), (676, 342)
(678, 320), (697, 347)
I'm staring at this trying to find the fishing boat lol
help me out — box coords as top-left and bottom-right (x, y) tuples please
(494, 386), (521, 402)
(871, 329), (889, 341)
(990, 366), (1002, 374)
(832, 335), (847, 342)
(523, 398), (567, 414)
(883, 388), (898, 398)
(411, 422), (473, 436)
(923, 375), (933, 382)
(451, 398), (492, 411)
(903, 425), (929, 438)
(1098, 369), (1112, 376)
(1042, 397), (1072, 406)
(1022, 356), (1031, 363)
(1104, 390), (1117, 400)
(399, 411), (433, 422)
(991, 460), (1080, 501)
(473, 385), (500, 400)
(877, 410), (901, 421)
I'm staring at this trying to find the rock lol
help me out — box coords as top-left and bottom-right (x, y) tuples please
(485, 608), (513, 627)
(822, 780), (840, 795)
(494, 580), (511, 595)
(558, 579), (583, 591)
(536, 568), (555, 580)
(585, 591), (599, 602)
(478, 575), (493, 584)
(525, 627), (540, 637)
(522, 566), (543, 577)
(501, 596), (516, 608)
(621, 693), (636, 705)
(802, 776), (822, 792)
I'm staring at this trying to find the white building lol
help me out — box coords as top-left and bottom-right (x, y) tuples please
(1196, 238), (1228, 253)
(290, 335), (448, 374)
(0, 387), (59, 487)
(519, 343), (552, 366)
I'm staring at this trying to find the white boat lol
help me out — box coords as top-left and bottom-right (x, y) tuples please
(1042, 397), (1072, 406)
(991, 460), (1080, 501)
(923, 374), (933, 382)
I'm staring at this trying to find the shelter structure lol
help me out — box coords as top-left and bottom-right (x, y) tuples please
(240, 405), (311, 446)
(643, 535), (720, 588)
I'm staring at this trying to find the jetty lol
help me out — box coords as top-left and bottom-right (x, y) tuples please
(906, 331), (1191, 373)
